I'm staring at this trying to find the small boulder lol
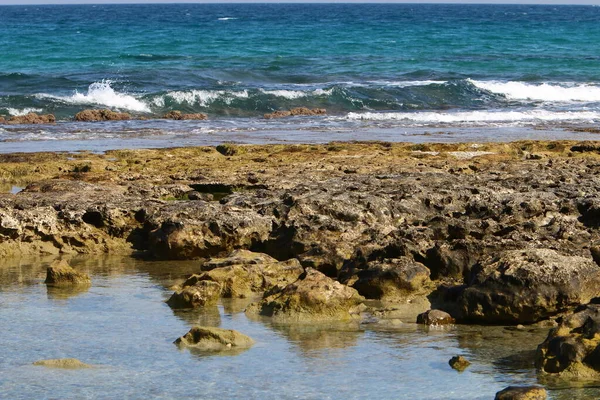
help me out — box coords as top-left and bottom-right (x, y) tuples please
(494, 386), (547, 400)
(264, 107), (326, 119)
(417, 309), (455, 326)
(0, 116), (5, 123)
(174, 326), (254, 351)
(163, 110), (207, 120)
(459, 249), (600, 324)
(184, 253), (304, 299)
(74, 109), (131, 122)
(33, 358), (92, 369)
(352, 257), (432, 301)
(535, 303), (600, 379)
(449, 355), (471, 371)
(166, 280), (222, 309)
(44, 260), (91, 286)
(7, 113), (55, 124)
(245, 268), (365, 323)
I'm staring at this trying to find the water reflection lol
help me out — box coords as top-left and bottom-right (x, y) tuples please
(171, 306), (222, 327)
(46, 284), (90, 300)
(268, 321), (364, 355)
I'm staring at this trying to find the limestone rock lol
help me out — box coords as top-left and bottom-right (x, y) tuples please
(74, 109), (131, 122)
(44, 260), (91, 286)
(449, 355), (471, 371)
(535, 303), (600, 380)
(417, 309), (455, 326)
(33, 358), (92, 369)
(163, 111), (207, 120)
(166, 280), (222, 309)
(174, 326), (254, 351)
(494, 386), (547, 400)
(182, 251), (304, 298)
(459, 249), (600, 324)
(352, 257), (432, 301)
(264, 107), (326, 119)
(245, 268), (365, 322)
(7, 113), (55, 124)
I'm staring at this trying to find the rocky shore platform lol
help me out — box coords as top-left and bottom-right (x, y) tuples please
(3, 140), (600, 326)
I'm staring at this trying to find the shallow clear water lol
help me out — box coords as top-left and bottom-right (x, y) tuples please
(1, 256), (599, 399)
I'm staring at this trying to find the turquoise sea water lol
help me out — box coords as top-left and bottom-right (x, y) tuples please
(1, 3), (600, 149)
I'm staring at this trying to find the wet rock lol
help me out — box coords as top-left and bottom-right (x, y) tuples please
(163, 111), (207, 120)
(74, 109), (131, 122)
(417, 309), (455, 326)
(182, 251), (304, 298)
(174, 326), (254, 351)
(264, 107), (326, 119)
(33, 358), (93, 369)
(459, 249), (600, 324)
(535, 303), (600, 379)
(167, 280), (222, 309)
(0, 116), (5, 123)
(44, 260), (91, 286)
(246, 268), (365, 323)
(7, 113), (55, 124)
(449, 355), (471, 371)
(351, 257), (432, 301)
(494, 386), (547, 400)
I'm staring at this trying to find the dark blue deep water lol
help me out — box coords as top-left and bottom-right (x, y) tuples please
(1, 3), (600, 150)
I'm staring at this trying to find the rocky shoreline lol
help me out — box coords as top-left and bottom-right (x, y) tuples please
(3, 140), (600, 383)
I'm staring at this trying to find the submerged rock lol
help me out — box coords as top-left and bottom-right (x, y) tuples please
(166, 280), (221, 309)
(174, 326), (254, 351)
(74, 109), (131, 122)
(264, 107), (326, 119)
(416, 309), (455, 326)
(163, 111), (207, 120)
(6, 113), (55, 124)
(33, 358), (93, 369)
(494, 386), (547, 400)
(449, 355), (471, 371)
(245, 268), (365, 323)
(535, 303), (600, 380)
(44, 260), (91, 286)
(351, 257), (432, 301)
(459, 249), (600, 324)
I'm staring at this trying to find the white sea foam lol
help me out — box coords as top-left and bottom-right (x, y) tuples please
(218, 17), (237, 20)
(6, 108), (43, 116)
(367, 80), (446, 87)
(346, 109), (600, 124)
(259, 88), (333, 99)
(469, 80), (600, 102)
(36, 81), (150, 113)
(158, 90), (249, 107)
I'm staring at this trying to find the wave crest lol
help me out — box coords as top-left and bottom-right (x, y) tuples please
(470, 80), (600, 102)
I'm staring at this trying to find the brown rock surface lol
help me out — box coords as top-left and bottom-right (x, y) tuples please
(44, 259), (91, 285)
(246, 268), (365, 322)
(417, 309), (455, 326)
(6, 113), (55, 124)
(167, 280), (222, 309)
(174, 326), (254, 351)
(494, 386), (547, 400)
(74, 109), (131, 122)
(264, 107), (326, 119)
(163, 110), (207, 120)
(33, 358), (93, 369)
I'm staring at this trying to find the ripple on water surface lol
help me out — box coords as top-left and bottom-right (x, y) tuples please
(0, 256), (599, 399)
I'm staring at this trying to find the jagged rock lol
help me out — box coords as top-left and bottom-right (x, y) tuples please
(495, 386), (547, 400)
(535, 303), (600, 379)
(264, 107), (326, 119)
(163, 110), (207, 120)
(0, 116), (5, 123)
(7, 113), (55, 124)
(351, 257), (432, 301)
(449, 355), (471, 371)
(174, 326), (254, 351)
(166, 280), (222, 309)
(246, 268), (365, 322)
(458, 249), (600, 324)
(44, 260), (91, 286)
(417, 309), (455, 326)
(33, 358), (93, 369)
(181, 251), (304, 298)
(74, 109), (131, 122)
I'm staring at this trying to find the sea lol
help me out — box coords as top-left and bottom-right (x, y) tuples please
(1, 3), (600, 151)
